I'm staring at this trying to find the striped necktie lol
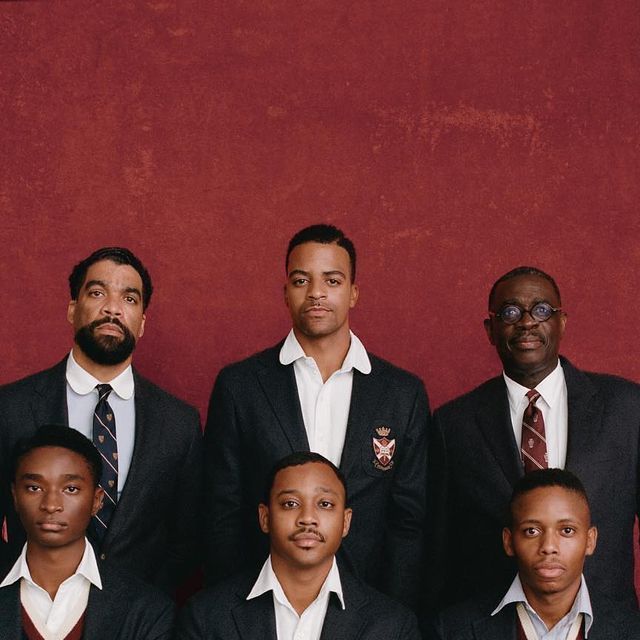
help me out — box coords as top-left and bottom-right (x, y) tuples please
(92, 383), (118, 542)
(521, 389), (548, 473)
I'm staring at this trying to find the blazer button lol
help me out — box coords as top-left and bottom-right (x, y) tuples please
(100, 553), (106, 560)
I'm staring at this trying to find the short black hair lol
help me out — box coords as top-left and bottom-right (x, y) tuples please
(488, 266), (561, 310)
(286, 224), (357, 281)
(262, 451), (349, 506)
(11, 425), (102, 487)
(69, 247), (153, 310)
(507, 468), (590, 527)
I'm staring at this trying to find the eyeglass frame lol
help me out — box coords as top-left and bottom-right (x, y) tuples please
(488, 302), (564, 325)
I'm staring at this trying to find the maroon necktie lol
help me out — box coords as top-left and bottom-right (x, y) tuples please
(521, 389), (548, 472)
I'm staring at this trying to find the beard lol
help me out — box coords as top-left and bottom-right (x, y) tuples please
(74, 317), (137, 366)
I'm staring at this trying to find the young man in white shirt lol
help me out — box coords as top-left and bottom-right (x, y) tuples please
(0, 425), (174, 639)
(429, 469), (640, 639)
(205, 224), (430, 607)
(179, 451), (421, 639)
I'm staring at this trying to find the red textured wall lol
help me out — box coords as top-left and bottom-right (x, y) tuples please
(2, 0), (639, 585)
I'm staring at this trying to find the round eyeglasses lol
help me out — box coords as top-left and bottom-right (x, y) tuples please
(490, 302), (562, 325)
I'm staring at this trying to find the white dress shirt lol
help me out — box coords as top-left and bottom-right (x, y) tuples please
(247, 556), (344, 640)
(66, 351), (135, 497)
(279, 330), (371, 467)
(504, 360), (568, 469)
(493, 574), (593, 638)
(0, 538), (102, 640)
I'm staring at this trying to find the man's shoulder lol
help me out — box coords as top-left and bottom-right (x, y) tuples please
(367, 352), (425, 390)
(589, 588), (640, 633)
(215, 343), (283, 383)
(430, 592), (506, 639)
(0, 360), (66, 400)
(434, 375), (504, 419)
(569, 362), (640, 398)
(99, 566), (174, 608)
(182, 570), (253, 618)
(133, 370), (199, 418)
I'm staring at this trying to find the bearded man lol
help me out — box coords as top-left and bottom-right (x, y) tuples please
(0, 247), (203, 593)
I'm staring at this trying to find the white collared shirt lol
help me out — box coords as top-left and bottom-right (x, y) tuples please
(504, 360), (568, 469)
(0, 538), (102, 640)
(279, 330), (371, 467)
(247, 556), (344, 640)
(493, 574), (593, 638)
(66, 351), (136, 498)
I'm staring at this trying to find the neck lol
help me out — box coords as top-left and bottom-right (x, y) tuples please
(505, 360), (558, 389)
(522, 578), (581, 631)
(270, 554), (334, 616)
(293, 327), (351, 382)
(72, 346), (131, 382)
(26, 538), (86, 600)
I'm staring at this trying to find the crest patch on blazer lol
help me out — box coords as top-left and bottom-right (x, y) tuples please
(372, 425), (395, 470)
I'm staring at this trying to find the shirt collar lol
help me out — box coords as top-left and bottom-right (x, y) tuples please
(492, 574), (593, 636)
(503, 358), (564, 410)
(66, 351), (134, 399)
(0, 538), (103, 591)
(279, 330), (371, 375)
(247, 556), (345, 610)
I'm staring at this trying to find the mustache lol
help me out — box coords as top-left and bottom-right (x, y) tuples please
(89, 317), (127, 333)
(509, 330), (546, 344)
(288, 527), (325, 543)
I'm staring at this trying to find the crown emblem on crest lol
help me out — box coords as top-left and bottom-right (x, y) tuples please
(375, 426), (391, 437)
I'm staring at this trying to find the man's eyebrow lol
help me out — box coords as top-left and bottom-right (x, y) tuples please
(123, 287), (142, 298)
(321, 270), (346, 278)
(83, 280), (141, 298)
(315, 486), (339, 495)
(20, 473), (43, 481)
(288, 269), (310, 278)
(275, 489), (300, 498)
(19, 473), (86, 481)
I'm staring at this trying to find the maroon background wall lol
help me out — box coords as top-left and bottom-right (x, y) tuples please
(2, 0), (639, 583)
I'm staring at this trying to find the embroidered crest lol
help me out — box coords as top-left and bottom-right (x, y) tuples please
(528, 438), (534, 449)
(372, 426), (396, 471)
(98, 435), (105, 444)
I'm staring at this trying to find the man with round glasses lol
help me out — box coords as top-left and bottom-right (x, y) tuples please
(428, 266), (640, 615)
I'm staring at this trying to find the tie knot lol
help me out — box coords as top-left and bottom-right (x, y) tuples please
(526, 389), (541, 404)
(96, 384), (113, 402)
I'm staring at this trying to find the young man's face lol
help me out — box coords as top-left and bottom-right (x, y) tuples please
(503, 485), (597, 600)
(259, 462), (352, 572)
(67, 259), (146, 366)
(12, 446), (103, 552)
(284, 242), (358, 342)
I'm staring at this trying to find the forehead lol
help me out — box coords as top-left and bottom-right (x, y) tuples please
(287, 242), (351, 274)
(16, 446), (90, 477)
(81, 259), (143, 290)
(492, 275), (559, 307)
(271, 462), (345, 499)
(512, 486), (589, 524)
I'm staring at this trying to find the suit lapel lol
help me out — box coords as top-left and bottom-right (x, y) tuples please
(562, 358), (603, 479)
(319, 574), (368, 640)
(472, 605), (517, 640)
(232, 591), (277, 640)
(101, 372), (155, 545)
(0, 582), (22, 640)
(84, 579), (130, 640)
(32, 359), (69, 427)
(256, 348), (309, 452)
(339, 363), (387, 478)
(475, 377), (523, 487)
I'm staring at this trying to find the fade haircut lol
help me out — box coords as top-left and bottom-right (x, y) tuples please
(506, 468), (590, 527)
(488, 266), (561, 310)
(69, 247), (153, 310)
(11, 425), (103, 488)
(286, 224), (357, 281)
(263, 451), (349, 506)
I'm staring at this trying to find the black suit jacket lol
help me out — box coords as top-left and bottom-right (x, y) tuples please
(429, 357), (640, 609)
(0, 567), (175, 639)
(0, 359), (203, 591)
(428, 589), (640, 639)
(203, 342), (430, 605)
(176, 565), (421, 640)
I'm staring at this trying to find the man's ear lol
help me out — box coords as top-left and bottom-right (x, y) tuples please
(349, 284), (359, 309)
(92, 487), (104, 517)
(258, 503), (270, 534)
(484, 318), (495, 345)
(585, 526), (598, 557)
(67, 300), (77, 325)
(342, 508), (352, 538)
(502, 527), (515, 557)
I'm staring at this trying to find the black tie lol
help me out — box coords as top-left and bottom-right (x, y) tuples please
(92, 384), (118, 542)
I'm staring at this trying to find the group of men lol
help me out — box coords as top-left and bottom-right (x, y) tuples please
(0, 224), (639, 638)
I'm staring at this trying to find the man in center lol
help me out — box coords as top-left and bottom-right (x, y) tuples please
(204, 224), (429, 605)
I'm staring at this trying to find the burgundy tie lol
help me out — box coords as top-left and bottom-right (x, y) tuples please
(521, 389), (548, 472)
